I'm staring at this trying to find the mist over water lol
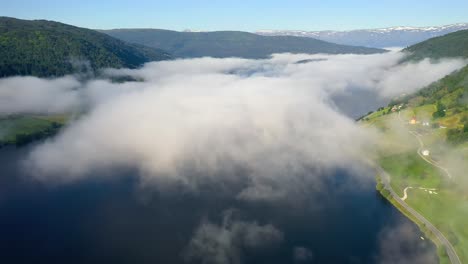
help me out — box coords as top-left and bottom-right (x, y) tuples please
(0, 52), (460, 263)
(0, 145), (437, 264)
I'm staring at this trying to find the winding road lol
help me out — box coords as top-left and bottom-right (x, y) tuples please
(376, 166), (461, 264)
(409, 130), (453, 179)
(381, 111), (462, 264)
(397, 111), (452, 179)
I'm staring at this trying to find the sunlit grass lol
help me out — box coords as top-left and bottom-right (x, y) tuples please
(0, 114), (69, 145)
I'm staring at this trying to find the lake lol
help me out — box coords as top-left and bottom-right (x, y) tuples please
(0, 143), (437, 264)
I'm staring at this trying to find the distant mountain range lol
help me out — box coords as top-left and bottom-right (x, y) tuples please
(101, 29), (385, 59)
(2, 16), (467, 79)
(0, 17), (171, 77)
(256, 23), (468, 48)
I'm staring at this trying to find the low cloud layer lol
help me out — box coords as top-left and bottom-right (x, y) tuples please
(184, 209), (283, 264)
(0, 76), (81, 114)
(375, 222), (437, 264)
(0, 51), (464, 264)
(0, 52), (464, 199)
(0, 52), (464, 116)
(293, 247), (314, 263)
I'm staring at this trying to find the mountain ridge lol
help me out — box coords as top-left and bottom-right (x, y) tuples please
(101, 28), (386, 59)
(403, 29), (468, 61)
(256, 23), (468, 48)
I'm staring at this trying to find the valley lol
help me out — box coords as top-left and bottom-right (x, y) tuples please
(0, 4), (467, 263)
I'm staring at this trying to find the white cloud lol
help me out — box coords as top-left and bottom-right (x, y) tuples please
(0, 52), (462, 198)
(24, 57), (375, 197)
(0, 76), (81, 114)
(375, 222), (437, 264)
(375, 58), (466, 97)
(1, 52), (464, 116)
(293, 246), (314, 262)
(184, 209), (283, 264)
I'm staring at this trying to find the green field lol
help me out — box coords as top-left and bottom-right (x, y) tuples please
(367, 32), (468, 263)
(0, 114), (68, 146)
(364, 104), (468, 263)
(374, 131), (468, 263)
(379, 152), (445, 197)
(378, 148), (468, 261)
(406, 187), (468, 262)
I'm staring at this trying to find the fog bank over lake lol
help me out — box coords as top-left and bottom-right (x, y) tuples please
(0, 145), (437, 263)
(0, 51), (460, 263)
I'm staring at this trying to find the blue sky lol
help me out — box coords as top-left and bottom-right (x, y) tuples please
(1, 0), (468, 31)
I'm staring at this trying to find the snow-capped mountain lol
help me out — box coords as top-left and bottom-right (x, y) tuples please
(256, 23), (468, 48)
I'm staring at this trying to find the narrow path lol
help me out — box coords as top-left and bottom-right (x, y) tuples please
(409, 130), (452, 179)
(401, 186), (412, 201)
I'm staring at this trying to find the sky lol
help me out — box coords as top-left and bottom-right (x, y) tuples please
(1, 0), (468, 31)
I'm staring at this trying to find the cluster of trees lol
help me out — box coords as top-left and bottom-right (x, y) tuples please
(432, 102), (447, 118)
(375, 177), (391, 198)
(356, 112), (373, 121)
(446, 116), (468, 145)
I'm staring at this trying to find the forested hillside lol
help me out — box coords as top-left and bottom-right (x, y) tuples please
(403, 29), (468, 61)
(0, 17), (171, 77)
(102, 29), (386, 59)
(389, 65), (468, 144)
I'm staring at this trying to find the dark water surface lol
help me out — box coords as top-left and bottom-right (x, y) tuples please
(0, 145), (437, 264)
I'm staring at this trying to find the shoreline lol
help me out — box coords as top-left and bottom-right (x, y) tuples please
(374, 171), (459, 264)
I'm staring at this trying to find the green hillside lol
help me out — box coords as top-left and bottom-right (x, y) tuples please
(388, 64), (468, 143)
(101, 29), (386, 59)
(363, 31), (468, 264)
(0, 17), (171, 77)
(362, 66), (468, 264)
(385, 29), (468, 144)
(403, 29), (468, 61)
